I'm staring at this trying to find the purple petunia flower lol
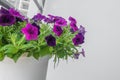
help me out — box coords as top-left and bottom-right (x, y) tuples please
(47, 14), (57, 22)
(0, 7), (16, 26)
(54, 16), (63, 22)
(0, 14), (16, 26)
(9, 8), (21, 17)
(45, 35), (56, 46)
(44, 17), (54, 23)
(32, 13), (45, 21)
(9, 8), (25, 22)
(21, 23), (39, 41)
(48, 14), (67, 24)
(53, 25), (63, 36)
(69, 16), (77, 24)
(70, 22), (79, 32)
(55, 18), (67, 27)
(79, 25), (86, 36)
(72, 33), (84, 46)
(48, 14), (56, 19)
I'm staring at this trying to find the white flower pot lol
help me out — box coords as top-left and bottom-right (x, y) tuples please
(0, 56), (49, 80)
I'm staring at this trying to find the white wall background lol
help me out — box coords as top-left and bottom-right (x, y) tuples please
(27, 0), (39, 18)
(43, 0), (120, 80)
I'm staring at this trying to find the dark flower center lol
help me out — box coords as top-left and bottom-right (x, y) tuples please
(28, 29), (34, 34)
(73, 23), (77, 27)
(76, 38), (80, 43)
(56, 26), (62, 31)
(48, 37), (55, 43)
(1, 15), (12, 23)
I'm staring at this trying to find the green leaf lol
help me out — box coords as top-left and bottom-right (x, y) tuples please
(9, 33), (17, 46)
(20, 44), (33, 49)
(33, 52), (39, 60)
(0, 53), (5, 61)
(12, 53), (22, 62)
(27, 52), (33, 57)
(17, 35), (25, 46)
(6, 53), (13, 58)
(57, 50), (66, 58)
(0, 44), (11, 50)
(49, 47), (53, 53)
(0, 44), (18, 54)
(39, 46), (50, 57)
(0, 34), (3, 40)
(33, 47), (41, 60)
(5, 46), (18, 54)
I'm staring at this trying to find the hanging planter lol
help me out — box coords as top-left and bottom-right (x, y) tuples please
(0, 55), (49, 80)
(0, 7), (86, 80)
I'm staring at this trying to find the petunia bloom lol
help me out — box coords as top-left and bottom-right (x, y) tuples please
(9, 8), (21, 17)
(72, 33), (84, 46)
(70, 22), (79, 32)
(21, 23), (39, 41)
(44, 17), (54, 23)
(53, 25), (63, 36)
(45, 35), (56, 46)
(54, 16), (64, 22)
(9, 8), (25, 22)
(48, 14), (66, 24)
(48, 14), (56, 19)
(0, 7), (16, 26)
(47, 14), (57, 22)
(69, 16), (77, 24)
(79, 25), (86, 36)
(32, 13), (45, 21)
(0, 14), (15, 26)
(55, 18), (67, 27)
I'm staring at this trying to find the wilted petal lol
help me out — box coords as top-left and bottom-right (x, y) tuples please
(70, 28), (74, 33)
(79, 25), (86, 36)
(73, 49), (85, 59)
(81, 49), (85, 57)
(73, 53), (80, 59)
